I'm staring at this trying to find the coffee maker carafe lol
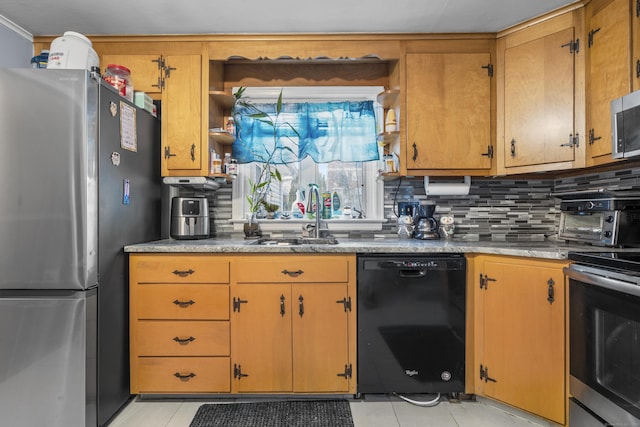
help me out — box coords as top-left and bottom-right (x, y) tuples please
(413, 203), (440, 240)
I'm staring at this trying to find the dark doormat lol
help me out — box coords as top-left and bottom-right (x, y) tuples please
(189, 399), (354, 427)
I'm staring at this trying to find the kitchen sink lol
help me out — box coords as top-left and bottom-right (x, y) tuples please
(251, 237), (339, 246)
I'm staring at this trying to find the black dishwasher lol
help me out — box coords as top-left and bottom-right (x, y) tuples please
(357, 254), (466, 394)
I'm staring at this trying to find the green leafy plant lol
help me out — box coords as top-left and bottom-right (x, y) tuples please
(260, 200), (280, 213)
(232, 87), (299, 216)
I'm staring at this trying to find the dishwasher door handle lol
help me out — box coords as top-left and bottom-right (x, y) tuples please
(399, 269), (427, 278)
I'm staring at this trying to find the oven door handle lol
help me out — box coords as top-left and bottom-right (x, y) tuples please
(564, 266), (640, 298)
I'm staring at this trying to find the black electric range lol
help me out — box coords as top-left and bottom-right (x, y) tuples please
(568, 252), (640, 275)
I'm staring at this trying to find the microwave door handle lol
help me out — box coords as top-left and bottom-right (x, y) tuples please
(563, 266), (640, 298)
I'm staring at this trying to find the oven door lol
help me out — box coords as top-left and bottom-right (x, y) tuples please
(566, 265), (640, 425)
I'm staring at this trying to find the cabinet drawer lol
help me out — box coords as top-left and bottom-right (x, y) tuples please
(236, 256), (349, 283)
(136, 357), (230, 393)
(131, 255), (230, 284)
(136, 284), (229, 320)
(136, 320), (229, 356)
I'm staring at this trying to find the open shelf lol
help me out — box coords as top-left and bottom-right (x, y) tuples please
(209, 91), (235, 109)
(376, 89), (399, 109)
(208, 130), (235, 144)
(208, 173), (236, 184)
(377, 131), (400, 146)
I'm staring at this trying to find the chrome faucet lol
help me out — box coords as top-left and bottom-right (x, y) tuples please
(303, 184), (328, 238)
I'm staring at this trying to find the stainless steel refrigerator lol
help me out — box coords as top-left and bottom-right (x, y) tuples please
(0, 69), (161, 426)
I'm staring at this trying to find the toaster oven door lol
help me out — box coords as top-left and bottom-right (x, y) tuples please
(559, 212), (607, 244)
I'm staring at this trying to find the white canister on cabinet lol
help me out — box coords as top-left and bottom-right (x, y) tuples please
(47, 31), (99, 70)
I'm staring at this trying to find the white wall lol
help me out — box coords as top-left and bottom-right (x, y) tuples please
(0, 15), (33, 68)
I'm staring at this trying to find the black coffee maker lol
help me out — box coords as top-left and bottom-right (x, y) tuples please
(413, 203), (440, 240)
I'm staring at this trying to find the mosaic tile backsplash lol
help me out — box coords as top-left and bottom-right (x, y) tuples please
(200, 165), (640, 241)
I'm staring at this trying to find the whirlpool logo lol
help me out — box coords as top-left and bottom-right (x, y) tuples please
(405, 370), (419, 377)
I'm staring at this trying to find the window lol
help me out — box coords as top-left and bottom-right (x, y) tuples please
(231, 86), (385, 232)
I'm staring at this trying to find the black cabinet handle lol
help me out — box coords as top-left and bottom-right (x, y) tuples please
(172, 269), (194, 277)
(280, 294), (286, 317)
(298, 295), (304, 317)
(173, 336), (195, 345)
(412, 143), (418, 161)
(173, 299), (195, 308)
(282, 269), (304, 277)
(547, 278), (555, 304)
(174, 372), (196, 381)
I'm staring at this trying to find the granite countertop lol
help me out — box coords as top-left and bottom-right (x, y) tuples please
(124, 237), (616, 260)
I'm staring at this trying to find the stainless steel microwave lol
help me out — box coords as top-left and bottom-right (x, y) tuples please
(611, 89), (640, 159)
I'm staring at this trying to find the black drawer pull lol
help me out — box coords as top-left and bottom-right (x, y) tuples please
(174, 372), (196, 381)
(172, 269), (195, 277)
(173, 299), (195, 308)
(281, 269), (303, 277)
(173, 336), (196, 345)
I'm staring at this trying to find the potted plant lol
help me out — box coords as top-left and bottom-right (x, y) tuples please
(260, 200), (280, 219)
(232, 87), (299, 237)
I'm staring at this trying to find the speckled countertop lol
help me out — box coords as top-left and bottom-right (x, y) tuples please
(124, 237), (619, 260)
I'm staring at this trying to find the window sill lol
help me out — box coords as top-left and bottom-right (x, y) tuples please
(230, 218), (387, 233)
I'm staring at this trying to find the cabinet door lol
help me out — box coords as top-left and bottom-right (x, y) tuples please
(100, 54), (163, 94)
(480, 261), (565, 424)
(504, 27), (576, 168)
(232, 284), (292, 392)
(406, 53), (492, 171)
(292, 284), (350, 392)
(587, 0), (632, 161)
(162, 55), (203, 174)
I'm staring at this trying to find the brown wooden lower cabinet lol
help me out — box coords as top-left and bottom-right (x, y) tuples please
(129, 254), (232, 394)
(129, 253), (357, 395)
(231, 254), (356, 394)
(131, 250), (565, 421)
(232, 282), (351, 393)
(468, 254), (568, 426)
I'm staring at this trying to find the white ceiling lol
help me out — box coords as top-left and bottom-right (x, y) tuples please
(1, 0), (577, 38)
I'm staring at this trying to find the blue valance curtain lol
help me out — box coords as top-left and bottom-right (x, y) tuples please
(232, 100), (379, 164)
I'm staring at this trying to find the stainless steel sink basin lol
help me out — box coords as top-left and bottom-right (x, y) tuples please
(251, 237), (339, 246)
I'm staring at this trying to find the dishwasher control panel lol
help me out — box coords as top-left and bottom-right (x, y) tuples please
(376, 256), (465, 271)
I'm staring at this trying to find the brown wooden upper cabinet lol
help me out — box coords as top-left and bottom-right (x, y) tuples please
(160, 54), (204, 175)
(500, 10), (580, 173)
(405, 48), (493, 176)
(100, 54), (165, 95)
(497, 9), (584, 174)
(95, 43), (207, 177)
(585, 0), (634, 166)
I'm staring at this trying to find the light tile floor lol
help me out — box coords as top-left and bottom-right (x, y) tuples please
(107, 394), (558, 427)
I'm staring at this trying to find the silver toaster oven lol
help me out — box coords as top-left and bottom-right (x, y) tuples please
(555, 190), (640, 247)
